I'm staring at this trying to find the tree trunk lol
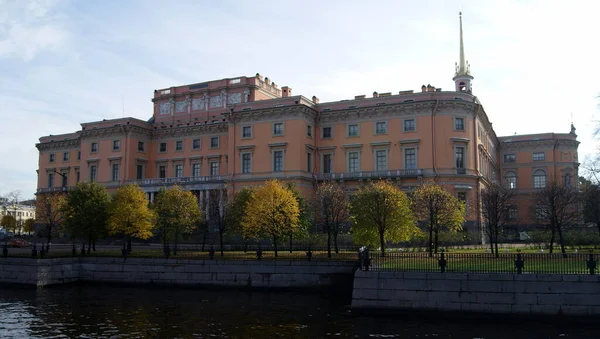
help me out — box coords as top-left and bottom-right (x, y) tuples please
(434, 229), (439, 254)
(557, 225), (567, 258)
(273, 235), (278, 257)
(549, 228), (556, 253)
(379, 228), (385, 258)
(46, 225), (52, 252)
(494, 230), (499, 258)
(333, 226), (339, 254)
(488, 229), (494, 256)
(289, 233), (293, 253)
(428, 226), (434, 258)
(174, 230), (179, 256)
(327, 228), (332, 258)
(87, 235), (91, 254)
(127, 236), (132, 254)
(92, 239), (96, 252)
(219, 230), (224, 257)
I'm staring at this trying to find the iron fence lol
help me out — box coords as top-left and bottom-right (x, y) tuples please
(364, 250), (600, 275)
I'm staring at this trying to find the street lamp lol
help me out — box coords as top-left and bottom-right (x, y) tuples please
(53, 170), (68, 190)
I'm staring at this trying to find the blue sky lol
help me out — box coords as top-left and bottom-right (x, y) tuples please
(1, 0), (599, 198)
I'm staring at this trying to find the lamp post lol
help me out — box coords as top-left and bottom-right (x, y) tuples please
(53, 170), (68, 190)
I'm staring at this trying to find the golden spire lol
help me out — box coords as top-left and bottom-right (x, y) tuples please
(455, 12), (470, 76)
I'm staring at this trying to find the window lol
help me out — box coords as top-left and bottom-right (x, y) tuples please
(175, 140), (183, 151)
(455, 147), (465, 170)
(533, 152), (545, 161)
(63, 152), (69, 162)
(91, 142), (98, 153)
(192, 139), (201, 150)
(210, 137), (219, 148)
(61, 172), (68, 187)
(375, 150), (387, 171)
(242, 126), (252, 138)
(348, 152), (359, 172)
(564, 174), (572, 187)
(273, 123), (284, 136)
(533, 170), (546, 188)
(323, 154), (332, 173)
(90, 165), (97, 181)
(375, 122), (387, 135)
(138, 141), (145, 152)
(192, 163), (200, 177)
(136, 165), (143, 180)
(210, 162), (219, 176)
(454, 117), (465, 131)
(175, 164), (183, 178)
(159, 142), (166, 152)
(76, 170), (80, 183)
(273, 150), (284, 172)
(348, 124), (359, 137)
(77, 151), (81, 160)
(457, 191), (467, 205)
(307, 125), (312, 137)
(322, 127), (332, 139)
(507, 206), (518, 220)
(307, 152), (312, 172)
(504, 171), (517, 189)
(535, 205), (547, 220)
(48, 173), (54, 188)
(242, 153), (252, 174)
(113, 140), (120, 151)
(111, 164), (119, 181)
(404, 119), (415, 132)
(159, 165), (166, 178)
(404, 148), (417, 169)
(504, 154), (516, 163)
(49, 153), (55, 162)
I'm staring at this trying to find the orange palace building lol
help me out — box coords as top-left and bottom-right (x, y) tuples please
(36, 15), (579, 240)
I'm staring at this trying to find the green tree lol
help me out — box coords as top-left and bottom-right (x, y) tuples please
(35, 192), (66, 250)
(107, 184), (155, 253)
(481, 183), (514, 257)
(0, 215), (16, 233)
(62, 182), (111, 253)
(225, 188), (254, 252)
(153, 186), (202, 255)
(350, 181), (417, 257)
(314, 182), (350, 257)
(286, 183), (312, 253)
(23, 218), (35, 235)
(412, 183), (465, 257)
(242, 179), (300, 257)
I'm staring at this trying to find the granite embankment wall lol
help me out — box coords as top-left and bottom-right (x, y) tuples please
(0, 257), (357, 288)
(352, 270), (600, 316)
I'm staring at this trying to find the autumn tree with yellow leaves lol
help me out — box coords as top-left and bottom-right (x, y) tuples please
(36, 192), (66, 251)
(412, 183), (465, 257)
(23, 218), (35, 235)
(153, 186), (203, 255)
(107, 184), (155, 254)
(350, 181), (418, 257)
(314, 182), (350, 257)
(242, 180), (300, 257)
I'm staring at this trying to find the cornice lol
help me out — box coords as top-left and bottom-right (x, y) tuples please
(228, 105), (317, 124)
(152, 123), (228, 139)
(36, 138), (81, 152)
(80, 125), (151, 139)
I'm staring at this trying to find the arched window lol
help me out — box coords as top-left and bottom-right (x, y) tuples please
(564, 173), (572, 187)
(504, 171), (517, 189)
(533, 170), (546, 189)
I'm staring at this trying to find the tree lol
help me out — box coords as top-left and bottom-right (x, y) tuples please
(481, 183), (514, 257)
(23, 218), (35, 234)
(583, 184), (600, 236)
(314, 182), (350, 257)
(242, 179), (300, 257)
(225, 188), (254, 252)
(412, 183), (465, 257)
(286, 183), (312, 253)
(107, 184), (155, 253)
(209, 189), (228, 257)
(350, 181), (418, 257)
(536, 182), (581, 256)
(153, 186), (202, 255)
(0, 215), (16, 233)
(62, 182), (111, 253)
(35, 192), (66, 250)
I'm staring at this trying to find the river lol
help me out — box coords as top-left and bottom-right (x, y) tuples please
(0, 284), (594, 338)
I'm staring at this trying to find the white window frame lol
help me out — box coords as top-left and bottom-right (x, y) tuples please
(504, 171), (517, 189)
(159, 142), (167, 153)
(322, 126), (333, 139)
(209, 161), (219, 176)
(241, 152), (252, 174)
(403, 147), (417, 170)
(307, 124), (313, 138)
(454, 145), (467, 172)
(272, 150), (285, 172)
(374, 121), (388, 135)
(346, 150), (361, 173)
(403, 119), (416, 132)
(210, 136), (219, 149)
(192, 138), (201, 150)
(91, 142), (98, 153)
(533, 169), (546, 188)
(192, 163), (201, 177)
(454, 117), (465, 131)
(503, 154), (516, 163)
(272, 122), (284, 136)
(347, 124), (359, 137)
(321, 153), (334, 174)
(113, 139), (121, 151)
(175, 164), (183, 178)
(533, 152), (545, 161)
(136, 164), (145, 180)
(63, 152), (69, 162)
(242, 125), (252, 139)
(374, 149), (389, 171)
(111, 163), (120, 182)
(175, 140), (184, 151)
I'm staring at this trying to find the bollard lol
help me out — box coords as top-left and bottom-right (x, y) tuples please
(256, 247), (263, 260)
(586, 251), (596, 275)
(438, 250), (447, 273)
(121, 243), (128, 258)
(514, 250), (524, 274)
(306, 248), (313, 261)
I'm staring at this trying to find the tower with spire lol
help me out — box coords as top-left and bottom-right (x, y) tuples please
(453, 12), (473, 93)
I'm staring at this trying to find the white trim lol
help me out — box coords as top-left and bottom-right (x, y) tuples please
(240, 152), (253, 174)
(403, 118), (416, 132)
(272, 122), (285, 136)
(346, 150), (361, 172)
(347, 123), (360, 137)
(374, 120), (388, 135)
(241, 125), (253, 139)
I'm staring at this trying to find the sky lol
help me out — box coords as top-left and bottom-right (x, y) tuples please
(1, 0), (600, 199)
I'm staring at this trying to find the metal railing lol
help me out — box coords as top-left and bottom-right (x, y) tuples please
(128, 175), (230, 186)
(316, 169), (422, 181)
(363, 251), (600, 275)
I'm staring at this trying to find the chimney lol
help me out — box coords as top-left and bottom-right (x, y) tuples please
(427, 84), (433, 92)
(312, 96), (319, 104)
(282, 86), (292, 98)
(421, 85), (427, 92)
(373, 91), (379, 98)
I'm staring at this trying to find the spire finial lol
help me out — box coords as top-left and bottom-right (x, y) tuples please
(456, 11), (470, 76)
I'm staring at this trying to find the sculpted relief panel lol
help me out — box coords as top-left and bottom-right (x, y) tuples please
(175, 100), (187, 113)
(159, 102), (171, 115)
(228, 93), (242, 105)
(192, 98), (205, 111)
(210, 95), (222, 108)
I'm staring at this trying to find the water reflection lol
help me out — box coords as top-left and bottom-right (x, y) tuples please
(0, 284), (594, 338)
